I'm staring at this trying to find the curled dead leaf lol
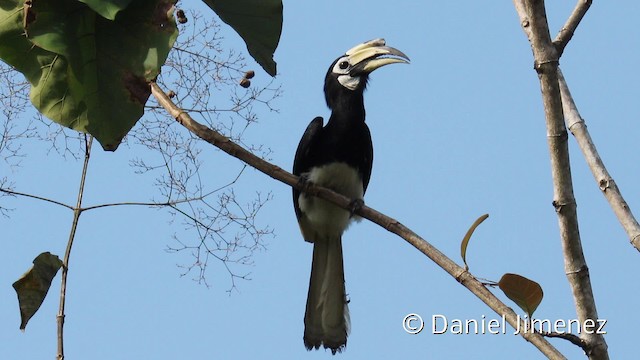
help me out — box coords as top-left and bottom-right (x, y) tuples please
(498, 273), (544, 318)
(13, 252), (63, 330)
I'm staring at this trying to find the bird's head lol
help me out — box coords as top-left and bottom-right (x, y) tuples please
(324, 38), (409, 109)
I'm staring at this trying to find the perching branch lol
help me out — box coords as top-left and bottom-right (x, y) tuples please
(150, 82), (567, 360)
(513, 1), (608, 359)
(557, 69), (640, 251)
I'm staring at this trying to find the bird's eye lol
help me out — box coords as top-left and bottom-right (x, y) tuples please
(338, 61), (349, 70)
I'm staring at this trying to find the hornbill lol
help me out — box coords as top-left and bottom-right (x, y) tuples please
(292, 39), (409, 354)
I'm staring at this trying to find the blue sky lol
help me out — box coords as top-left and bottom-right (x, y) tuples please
(2, 1), (639, 359)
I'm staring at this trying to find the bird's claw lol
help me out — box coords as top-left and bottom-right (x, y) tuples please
(297, 173), (312, 193)
(348, 198), (365, 216)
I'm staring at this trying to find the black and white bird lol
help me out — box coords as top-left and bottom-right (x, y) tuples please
(292, 39), (409, 354)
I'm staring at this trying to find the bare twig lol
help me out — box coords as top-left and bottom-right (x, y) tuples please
(553, 0), (592, 57)
(81, 197), (205, 212)
(3, 11), (278, 291)
(57, 135), (93, 360)
(0, 63), (33, 168)
(542, 330), (588, 352)
(557, 69), (640, 251)
(151, 81), (567, 359)
(132, 14), (281, 283)
(513, 1), (609, 359)
(0, 189), (206, 212)
(0, 188), (74, 210)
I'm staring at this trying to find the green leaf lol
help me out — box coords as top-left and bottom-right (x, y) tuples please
(0, 0), (57, 84)
(13, 252), (64, 330)
(78, 0), (134, 20)
(0, 0), (178, 150)
(203, 0), (282, 76)
(460, 213), (489, 270)
(498, 273), (544, 318)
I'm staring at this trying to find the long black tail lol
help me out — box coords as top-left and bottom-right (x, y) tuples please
(303, 236), (350, 354)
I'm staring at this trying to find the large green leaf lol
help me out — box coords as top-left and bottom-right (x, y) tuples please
(79, 0), (134, 20)
(0, 1), (59, 84)
(0, 1), (84, 143)
(0, 0), (178, 150)
(203, 0), (282, 76)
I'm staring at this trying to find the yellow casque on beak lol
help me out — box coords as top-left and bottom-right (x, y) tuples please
(345, 38), (410, 73)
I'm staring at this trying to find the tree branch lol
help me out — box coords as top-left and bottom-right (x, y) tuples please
(150, 82), (567, 359)
(553, 0), (592, 57)
(558, 69), (640, 251)
(57, 135), (93, 360)
(557, 69), (640, 251)
(513, 1), (608, 359)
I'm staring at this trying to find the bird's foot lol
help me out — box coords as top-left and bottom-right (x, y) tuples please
(348, 198), (365, 216)
(297, 173), (313, 193)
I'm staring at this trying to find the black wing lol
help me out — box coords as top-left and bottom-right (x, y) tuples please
(360, 123), (374, 194)
(292, 117), (324, 220)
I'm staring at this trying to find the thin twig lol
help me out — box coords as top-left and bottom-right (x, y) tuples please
(0, 188), (74, 210)
(56, 135), (93, 360)
(513, 1), (609, 359)
(0, 189), (210, 212)
(150, 81), (567, 359)
(541, 331), (588, 352)
(553, 0), (592, 57)
(557, 69), (640, 251)
(81, 197), (204, 212)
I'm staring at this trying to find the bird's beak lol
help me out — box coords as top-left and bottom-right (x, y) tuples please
(345, 38), (410, 74)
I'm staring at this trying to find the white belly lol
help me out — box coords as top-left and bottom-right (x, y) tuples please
(298, 162), (364, 238)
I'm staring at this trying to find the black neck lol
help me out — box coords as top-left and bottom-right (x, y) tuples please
(327, 90), (366, 128)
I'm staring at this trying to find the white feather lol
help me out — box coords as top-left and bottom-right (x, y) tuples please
(337, 74), (361, 90)
(298, 162), (364, 238)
